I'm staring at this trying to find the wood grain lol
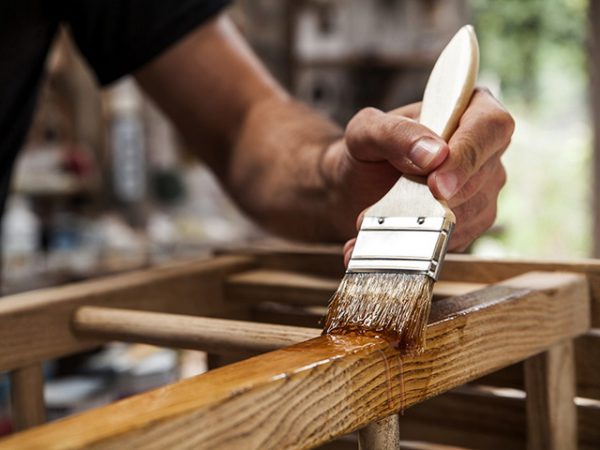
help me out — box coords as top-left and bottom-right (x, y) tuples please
(525, 341), (577, 450)
(0, 256), (253, 372)
(0, 271), (589, 450)
(9, 364), (46, 431)
(73, 306), (320, 355)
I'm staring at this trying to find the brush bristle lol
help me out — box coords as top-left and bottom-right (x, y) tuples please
(322, 272), (433, 352)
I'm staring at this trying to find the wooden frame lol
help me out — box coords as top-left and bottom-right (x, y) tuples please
(0, 246), (597, 449)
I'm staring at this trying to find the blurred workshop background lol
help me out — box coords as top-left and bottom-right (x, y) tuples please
(0, 0), (595, 433)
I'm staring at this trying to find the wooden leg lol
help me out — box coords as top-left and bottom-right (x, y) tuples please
(358, 414), (400, 450)
(9, 363), (46, 431)
(524, 341), (577, 450)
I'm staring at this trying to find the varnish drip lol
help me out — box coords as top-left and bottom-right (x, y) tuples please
(377, 349), (394, 411)
(397, 354), (405, 414)
(323, 272), (434, 353)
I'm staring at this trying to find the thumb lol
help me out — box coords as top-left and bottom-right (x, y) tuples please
(345, 107), (448, 175)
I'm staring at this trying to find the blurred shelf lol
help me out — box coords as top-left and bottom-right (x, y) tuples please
(294, 53), (436, 70)
(12, 175), (99, 198)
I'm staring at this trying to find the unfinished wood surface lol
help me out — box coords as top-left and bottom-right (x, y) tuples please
(474, 330), (600, 400)
(226, 269), (486, 306)
(0, 256), (253, 372)
(525, 341), (577, 450)
(358, 415), (400, 450)
(401, 386), (600, 450)
(73, 306), (320, 355)
(9, 364), (46, 431)
(0, 271), (589, 450)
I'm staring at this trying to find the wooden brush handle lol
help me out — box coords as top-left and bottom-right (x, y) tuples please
(366, 25), (479, 219)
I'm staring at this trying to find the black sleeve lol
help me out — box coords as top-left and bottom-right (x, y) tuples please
(58, 0), (231, 85)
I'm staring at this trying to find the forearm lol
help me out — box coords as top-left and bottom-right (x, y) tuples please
(227, 95), (345, 241)
(135, 15), (351, 242)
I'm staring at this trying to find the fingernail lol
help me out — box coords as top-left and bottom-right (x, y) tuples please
(436, 172), (458, 199)
(409, 138), (444, 169)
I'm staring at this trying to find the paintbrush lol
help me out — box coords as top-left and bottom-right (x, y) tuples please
(323, 25), (480, 352)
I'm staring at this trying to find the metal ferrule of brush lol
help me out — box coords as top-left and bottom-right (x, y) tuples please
(347, 216), (454, 280)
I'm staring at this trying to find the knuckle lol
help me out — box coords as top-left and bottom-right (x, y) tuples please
(456, 135), (479, 174)
(492, 112), (515, 144)
(474, 86), (492, 96)
(357, 107), (380, 122)
(346, 110), (372, 149)
(455, 176), (478, 203)
(482, 109), (515, 147)
(497, 164), (507, 189)
(483, 206), (498, 230)
(381, 115), (411, 141)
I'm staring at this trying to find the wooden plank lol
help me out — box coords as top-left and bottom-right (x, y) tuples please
(73, 306), (320, 355)
(252, 302), (326, 328)
(475, 331), (600, 400)
(358, 415), (400, 450)
(225, 247), (600, 326)
(401, 386), (600, 450)
(0, 271), (589, 450)
(441, 255), (600, 327)
(9, 364), (46, 431)
(225, 269), (486, 306)
(0, 256), (254, 372)
(525, 341), (577, 450)
(226, 269), (338, 306)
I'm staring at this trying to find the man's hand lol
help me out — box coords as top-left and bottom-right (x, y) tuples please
(320, 88), (514, 265)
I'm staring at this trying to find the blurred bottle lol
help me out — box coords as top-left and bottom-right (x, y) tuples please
(107, 79), (147, 227)
(1, 196), (41, 292)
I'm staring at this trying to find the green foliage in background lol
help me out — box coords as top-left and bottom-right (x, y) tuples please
(471, 0), (587, 106)
(469, 0), (593, 258)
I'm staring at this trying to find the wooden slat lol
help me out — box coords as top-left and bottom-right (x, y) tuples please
(252, 302), (325, 328)
(73, 306), (320, 355)
(226, 270), (338, 306)
(226, 247), (600, 326)
(525, 341), (577, 450)
(9, 364), (46, 431)
(225, 269), (487, 306)
(475, 331), (600, 400)
(442, 255), (600, 327)
(401, 386), (600, 450)
(0, 271), (589, 450)
(0, 256), (254, 372)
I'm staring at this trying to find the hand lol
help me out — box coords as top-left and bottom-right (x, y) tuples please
(319, 88), (514, 265)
